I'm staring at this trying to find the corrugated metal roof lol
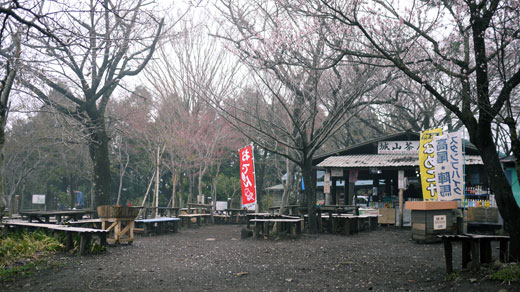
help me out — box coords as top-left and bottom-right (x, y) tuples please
(317, 154), (483, 168)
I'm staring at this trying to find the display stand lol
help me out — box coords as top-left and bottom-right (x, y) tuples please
(406, 201), (458, 242)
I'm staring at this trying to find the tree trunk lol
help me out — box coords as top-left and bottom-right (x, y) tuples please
(0, 122), (6, 219)
(116, 145), (129, 205)
(211, 160), (222, 211)
(302, 158), (317, 233)
(254, 149), (268, 211)
(69, 176), (75, 209)
(279, 159), (294, 215)
(475, 137), (520, 261)
(154, 146), (160, 218)
(187, 171), (194, 204)
(198, 164), (205, 203)
(87, 124), (111, 209)
(171, 171), (177, 208)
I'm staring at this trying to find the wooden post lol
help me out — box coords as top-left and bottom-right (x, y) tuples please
(254, 222), (261, 239)
(398, 189), (404, 228)
(290, 223), (297, 238)
(480, 239), (492, 264)
(352, 217), (359, 234)
(342, 218), (352, 235)
(443, 239), (453, 274)
(80, 233), (91, 255)
(114, 219), (121, 244)
(462, 239), (471, 268)
(499, 239), (509, 262)
(66, 232), (73, 251)
(398, 170), (404, 228)
(470, 239), (480, 270)
(317, 209), (323, 232)
(343, 170), (349, 205)
(154, 146), (160, 219)
(331, 177), (337, 205)
(100, 233), (107, 247)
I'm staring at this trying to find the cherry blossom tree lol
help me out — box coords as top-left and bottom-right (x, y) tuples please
(215, 0), (392, 232)
(305, 0), (520, 259)
(144, 13), (242, 207)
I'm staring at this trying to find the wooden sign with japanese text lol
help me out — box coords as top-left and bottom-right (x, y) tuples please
(378, 141), (419, 154)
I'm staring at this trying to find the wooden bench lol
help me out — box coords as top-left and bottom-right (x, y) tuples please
(178, 214), (211, 227)
(437, 234), (510, 273)
(19, 210), (95, 224)
(3, 221), (108, 255)
(134, 217), (180, 235)
(249, 218), (303, 239)
(68, 218), (102, 229)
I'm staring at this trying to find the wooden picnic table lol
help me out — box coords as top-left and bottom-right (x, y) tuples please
(316, 205), (359, 232)
(437, 233), (510, 273)
(246, 213), (300, 228)
(134, 217), (180, 235)
(184, 203), (214, 223)
(249, 218), (303, 238)
(224, 209), (247, 224)
(137, 207), (179, 219)
(186, 203), (212, 212)
(327, 214), (380, 235)
(178, 214), (211, 227)
(19, 209), (95, 224)
(268, 205), (302, 215)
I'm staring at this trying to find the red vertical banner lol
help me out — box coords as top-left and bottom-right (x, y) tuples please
(239, 144), (256, 210)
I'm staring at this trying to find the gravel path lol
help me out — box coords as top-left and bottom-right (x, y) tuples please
(1, 225), (518, 291)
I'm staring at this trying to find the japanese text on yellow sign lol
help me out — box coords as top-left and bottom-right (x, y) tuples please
(419, 128), (443, 201)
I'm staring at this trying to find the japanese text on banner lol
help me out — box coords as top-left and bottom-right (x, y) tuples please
(419, 128), (443, 201)
(433, 131), (464, 201)
(239, 144), (256, 209)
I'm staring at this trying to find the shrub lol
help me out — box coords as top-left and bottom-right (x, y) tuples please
(491, 263), (520, 284)
(0, 231), (63, 269)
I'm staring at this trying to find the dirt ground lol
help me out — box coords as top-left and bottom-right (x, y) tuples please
(1, 225), (518, 292)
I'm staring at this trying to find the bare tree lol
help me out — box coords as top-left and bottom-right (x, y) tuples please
(214, 0), (391, 232)
(14, 0), (164, 209)
(0, 0), (57, 217)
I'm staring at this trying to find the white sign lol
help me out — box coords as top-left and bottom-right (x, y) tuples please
(398, 170), (405, 189)
(216, 201), (227, 211)
(32, 194), (46, 205)
(378, 141), (419, 154)
(331, 168), (343, 177)
(433, 131), (464, 201)
(433, 215), (447, 230)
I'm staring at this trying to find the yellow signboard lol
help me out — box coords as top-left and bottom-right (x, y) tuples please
(419, 128), (443, 201)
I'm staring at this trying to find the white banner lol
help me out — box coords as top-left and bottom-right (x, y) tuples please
(433, 131), (464, 201)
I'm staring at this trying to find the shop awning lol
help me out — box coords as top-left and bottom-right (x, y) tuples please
(316, 154), (483, 168)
